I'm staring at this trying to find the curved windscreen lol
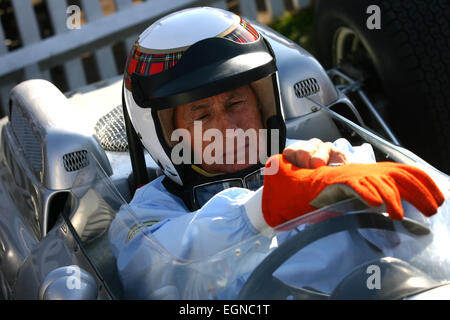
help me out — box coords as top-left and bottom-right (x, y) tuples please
(66, 153), (450, 300)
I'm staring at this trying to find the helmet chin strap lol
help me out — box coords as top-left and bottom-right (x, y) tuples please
(191, 165), (224, 177)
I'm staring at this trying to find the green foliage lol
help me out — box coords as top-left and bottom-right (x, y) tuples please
(269, 7), (315, 55)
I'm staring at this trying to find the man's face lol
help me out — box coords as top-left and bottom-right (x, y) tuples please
(173, 85), (264, 174)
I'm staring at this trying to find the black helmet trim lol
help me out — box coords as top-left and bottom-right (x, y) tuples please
(131, 36), (277, 110)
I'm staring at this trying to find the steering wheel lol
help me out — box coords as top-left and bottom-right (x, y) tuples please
(238, 212), (430, 300)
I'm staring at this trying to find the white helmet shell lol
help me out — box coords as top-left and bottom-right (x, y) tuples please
(139, 7), (240, 51)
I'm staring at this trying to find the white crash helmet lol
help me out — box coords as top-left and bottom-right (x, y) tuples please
(123, 7), (286, 209)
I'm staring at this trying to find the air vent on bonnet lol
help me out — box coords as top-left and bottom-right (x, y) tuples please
(10, 105), (43, 175)
(94, 105), (128, 152)
(6, 79), (113, 238)
(294, 78), (320, 98)
(63, 150), (89, 172)
(7, 80), (112, 190)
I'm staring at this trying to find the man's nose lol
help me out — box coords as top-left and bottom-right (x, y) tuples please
(215, 107), (239, 131)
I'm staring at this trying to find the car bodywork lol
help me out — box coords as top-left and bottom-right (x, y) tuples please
(0, 22), (448, 300)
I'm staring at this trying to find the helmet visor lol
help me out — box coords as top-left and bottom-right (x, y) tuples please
(130, 36), (277, 110)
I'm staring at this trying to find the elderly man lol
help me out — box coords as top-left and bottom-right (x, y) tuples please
(109, 7), (444, 299)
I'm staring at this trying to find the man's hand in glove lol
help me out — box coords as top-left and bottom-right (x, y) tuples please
(262, 154), (445, 227)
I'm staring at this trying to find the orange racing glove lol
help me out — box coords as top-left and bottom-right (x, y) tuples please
(262, 154), (445, 227)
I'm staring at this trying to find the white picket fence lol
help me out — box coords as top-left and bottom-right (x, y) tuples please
(0, 0), (312, 115)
